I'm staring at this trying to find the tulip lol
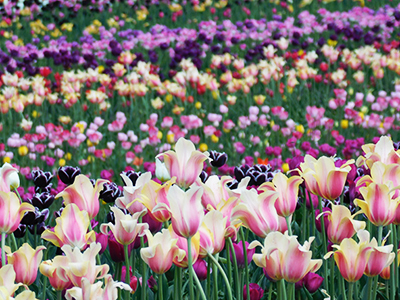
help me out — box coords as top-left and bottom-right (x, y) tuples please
(359, 231), (395, 277)
(107, 232), (134, 263)
(230, 241), (255, 269)
(250, 232), (322, 283)
(6, 243), (46, 285)
(154, 185), (204, 238)
(322, 204), (366, 244)
(0, 265), (24, 295)
(300, 155), (353, 201)
(157, 137), (209, 189)
(303, 272), (324, 293)
(116, 172), (151, 214)
(194, 175), (233, 209)
(193, 259), (208, 281)
(243, 283), (264, 300)
(354, 183), (400, 226)
(100, 207), (148, 245)
(120, 266), (138, 293)
(140, 229), (186, 274)
(0, 191), (34, 234)
(0, 287), (37, 300)
(65, 275), (132, 300)
(231, 188), (280, 238)
(198, 210), (227, 256)
(325, 230), (373, 282)
(41, 203), (96, 249)
(61, 243), (109, 287)
(0, 163), (20, 192)
(56, 174), (108, 219)
(356, 136), (400, 169)
(169, 228), (200, 268)
(40, 255), (73, 291)
(259, 172), (303, 218)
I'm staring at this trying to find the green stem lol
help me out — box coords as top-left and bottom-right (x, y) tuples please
(178, 267), (182, 300)
(41, 275), (47, 300)
(192, 267), (208, 300)
(285, 216), (292, 236)
(240, 228), (250, 300)
(10, 233), (18, 252)
(213, 254), (218, 300)
(287, 282), (295, 300)
(207, 253), (233, 300)
(228, 238), (241, 300)
(57, 290), (62, 300)
(367, 276), (373, 300)
(140, 234), (147, 300)
(372, 276), (378, 300)
(394, 225), (399, 296)
(124, 245), (131, 300)
(226, 240), (232, 294)
(330, 257), (335, 300)
(206, 256), (211, 299)
(279, 280), (287, 300)
(187, 237), (195, 300)
(340, 276), (348, 300)
(318, 196), (328, 292)
(268, 283), (273, 300)
(389, 225), (395, 300)
(377, 226), (383, 246)
(1, 233), (5, 267)
(348, 282), (354, 300)
(158, 274), (163, 300)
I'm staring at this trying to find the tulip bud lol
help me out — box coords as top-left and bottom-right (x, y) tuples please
(230, 241), (255, 268)
(95, 232), (108, 254)
(243, 283), (264, 300)
(58, 166), (81, 185)
(30, 192), (55, 209)
(147, 275), (157, 291)
(155, 158), (171, 182)
(193, 259), (208, 281)
(303, 272), (324, 293)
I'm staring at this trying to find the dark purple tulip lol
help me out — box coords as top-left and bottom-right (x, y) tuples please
(209, 151), (228, 168)
(58, 166), (81, 185)
(243, 283), (264, 300)
(32, 170), (53, 188)
(147, 275), (157, 290)
(121, 170), (141, 186)
(31, 193), (55, 209)
(14, 224), (27, 238)
(100, 182), (123, 203)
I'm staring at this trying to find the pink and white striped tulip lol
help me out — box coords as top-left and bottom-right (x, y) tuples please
(0, 265), (24, 295)
(100, 207), (148, 245)
(198, 210), (228, 256)
(40, 255), (73, 291)
(356, 136), (400, 169)
(0, 191), (34, 234)
(259, 172), (303, 217)
(140, 229), (186, 274)
(355, 183), (400, 226)
(41, 203), (96, 250)
(322, 204), (366, 244)
(300, 155), (353, 201)
(60, 243), (109, 287)
(325, 230), (373, 282)
(157, 138), (209, 189)
(0, 163), (19, 192)
(231, 188), (280, 238)
(250, 232), (322, 283)
(56, 175), (108, 219)
(6, 243), (46, 285)
(154, 185), (204, 238)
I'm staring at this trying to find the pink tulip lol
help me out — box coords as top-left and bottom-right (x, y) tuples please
(41, 203), (96, 249)
(231, 188), (280, 238)
(6, 243), (46, 285)
(157, 138), (209, 189)
(0, 191), (34, 234)
(259, 172), (303, 217)
(155, 185), (204, 238)
(140, 229), (186, 274)
(56, 174), (108, 219)
(100, 207), (148, 245)
(250, 232), (322, 283)
(198, 210), (227, 256)
(40, 256), (74, 291)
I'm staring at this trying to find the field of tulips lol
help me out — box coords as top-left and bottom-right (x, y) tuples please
(2, 0), (400, 299)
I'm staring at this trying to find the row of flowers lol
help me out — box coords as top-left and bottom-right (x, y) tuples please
(0, 135), (400, 300)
